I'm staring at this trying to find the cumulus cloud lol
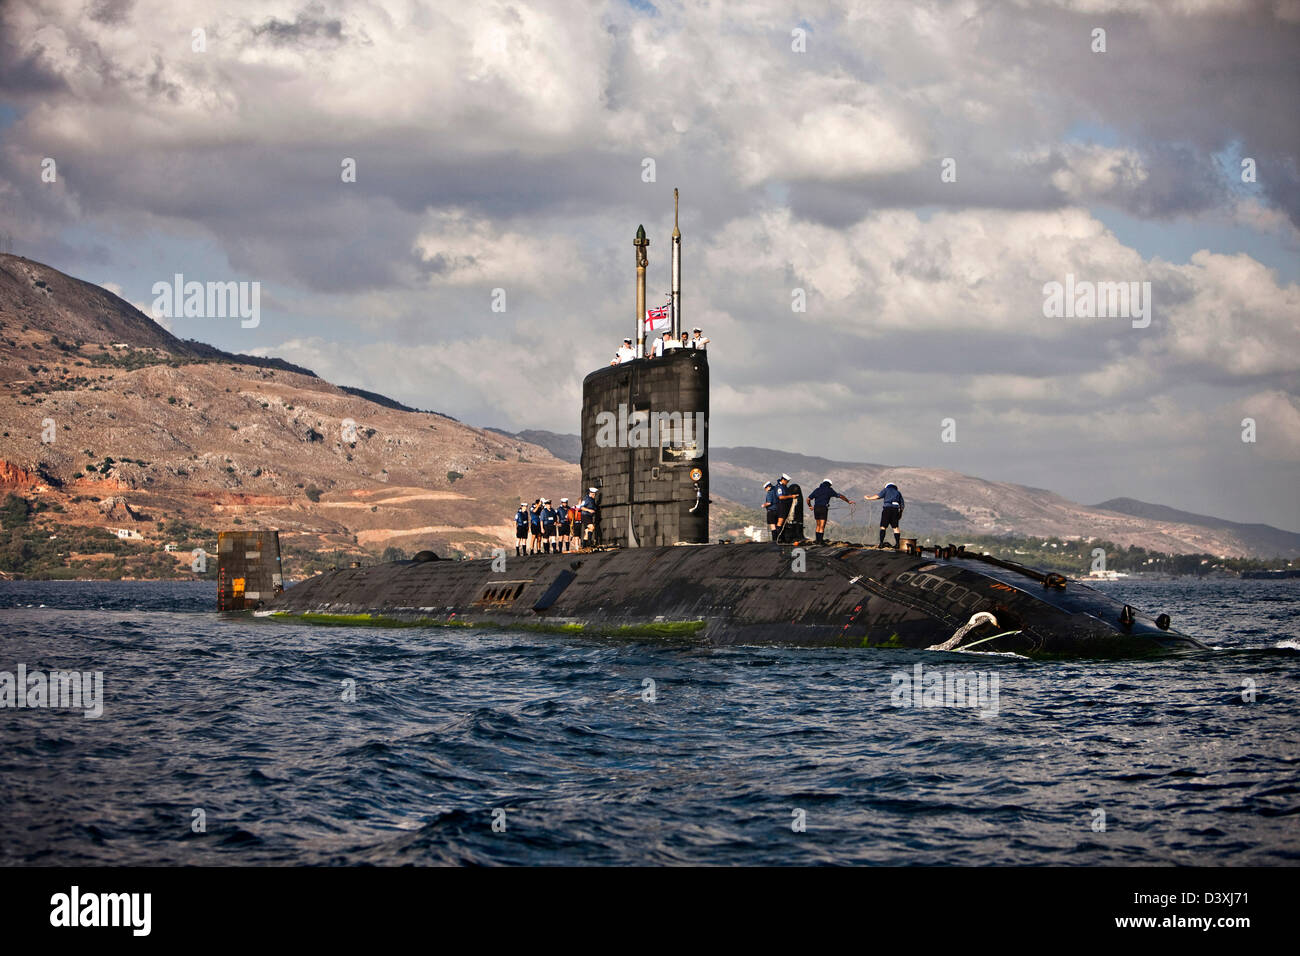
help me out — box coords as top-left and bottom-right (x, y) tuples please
(1048, 145), (1151, 203)
(1, 0), (1297, 527)
(1160, 251), (1300, 379)
(1235, 389), (1300, 459)
(413, 209), (587, 289)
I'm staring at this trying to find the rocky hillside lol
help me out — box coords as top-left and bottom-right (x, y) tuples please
(0, 254), (579, 577)
(1093, 498), (1300, 559)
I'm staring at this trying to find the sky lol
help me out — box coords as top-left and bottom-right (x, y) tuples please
(1, 0), (1297, 531)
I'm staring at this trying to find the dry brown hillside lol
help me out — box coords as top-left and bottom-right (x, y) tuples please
(0, 253), (578, 574)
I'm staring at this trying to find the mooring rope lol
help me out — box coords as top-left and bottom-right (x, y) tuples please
(957, 629), (1024, 650)
(826, 500), (858, 520)
(927, 611), (998, 651)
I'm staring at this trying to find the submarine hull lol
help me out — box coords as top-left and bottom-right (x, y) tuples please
(263, 542), (1205, 658)
(257, 207), (1206, 659)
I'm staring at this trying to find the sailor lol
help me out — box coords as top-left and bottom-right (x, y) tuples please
(775, 473), (804, 542)
(807, 479), (851, 545)
(864, 482), (905, 549)
(580, 486), (599, 545)
(616, 338), (636, 364)
(663, 330), (682, 351)
(762, 481), (780, 540)
(558, 497), (572, 551)
(529, 499), (544, 554)
(571, 497), (585, 548)
(678, 331), (690, 350)
(541, 499), (559, 553)
(572, 496), (587, 548)
(690, 327), (709, 350)
(650, 329), (670, 358)
(573, 499), (586, 550)
(514, 502), (529, 556)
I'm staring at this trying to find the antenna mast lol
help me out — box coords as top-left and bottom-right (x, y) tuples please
(671, 189), (682, 338)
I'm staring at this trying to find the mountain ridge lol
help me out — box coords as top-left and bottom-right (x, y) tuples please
(1, 253), (1294, 577)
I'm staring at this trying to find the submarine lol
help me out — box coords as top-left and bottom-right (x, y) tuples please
(226, 192), (1206, 659)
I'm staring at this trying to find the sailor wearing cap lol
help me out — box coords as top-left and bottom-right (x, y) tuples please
(690, 327), (709, 350)
(616, 338), (636, 364)
(514, 501), (530, 556)
(762, 481), (780, 540)
(558, 497), (572, 551)
(663, 330), (682, 351)
(540, 498), (559, 553)
(528, 499), (544, 553)
(580, 487), (600, 545)
(807, 479), (851, 545)
(775, 473), (804, 542)
(571, 494), (586, 548)
(864, 482), (905, 549)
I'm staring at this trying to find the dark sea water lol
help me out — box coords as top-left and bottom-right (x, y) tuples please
(0, 577), (1296, 866)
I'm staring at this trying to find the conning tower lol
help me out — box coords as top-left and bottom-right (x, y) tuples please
(580, 196), (709, 547)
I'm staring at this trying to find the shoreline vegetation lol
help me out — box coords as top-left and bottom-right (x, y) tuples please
(915, 532), (1295, 578)
(1, 492), (1294, 582)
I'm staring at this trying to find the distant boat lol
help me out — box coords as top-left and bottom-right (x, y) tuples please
(1081, 570), (1128, 581)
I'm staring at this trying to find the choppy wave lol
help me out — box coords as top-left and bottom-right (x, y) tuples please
(0, 577), (1296, 865)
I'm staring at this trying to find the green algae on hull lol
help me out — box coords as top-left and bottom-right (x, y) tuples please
(275, 612), (472, 629)
(607, 620), (707, 638)
(271, 610), (707, 639)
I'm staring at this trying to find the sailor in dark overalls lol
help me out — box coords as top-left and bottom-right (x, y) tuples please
(762, 481), (780, 541)
(540, 499), (559, 553)
(514, 502), (529, 556)
(807, 479), (851, 545)
(776, 474), (804, 542)
(579, 488), (599, 546)
(529, 499), (543, 554)
(558, 497), (572, 552)
(864, 482), (905, 549)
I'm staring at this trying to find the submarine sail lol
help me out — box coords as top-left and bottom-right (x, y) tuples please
(580, 349), (709, 548)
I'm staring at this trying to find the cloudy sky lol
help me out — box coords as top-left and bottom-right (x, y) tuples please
(2, 0), (1297, 530)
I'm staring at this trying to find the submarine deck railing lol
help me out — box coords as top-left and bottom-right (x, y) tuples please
(919, 545), (1060, 587)
(811, 540), (1065, 589)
